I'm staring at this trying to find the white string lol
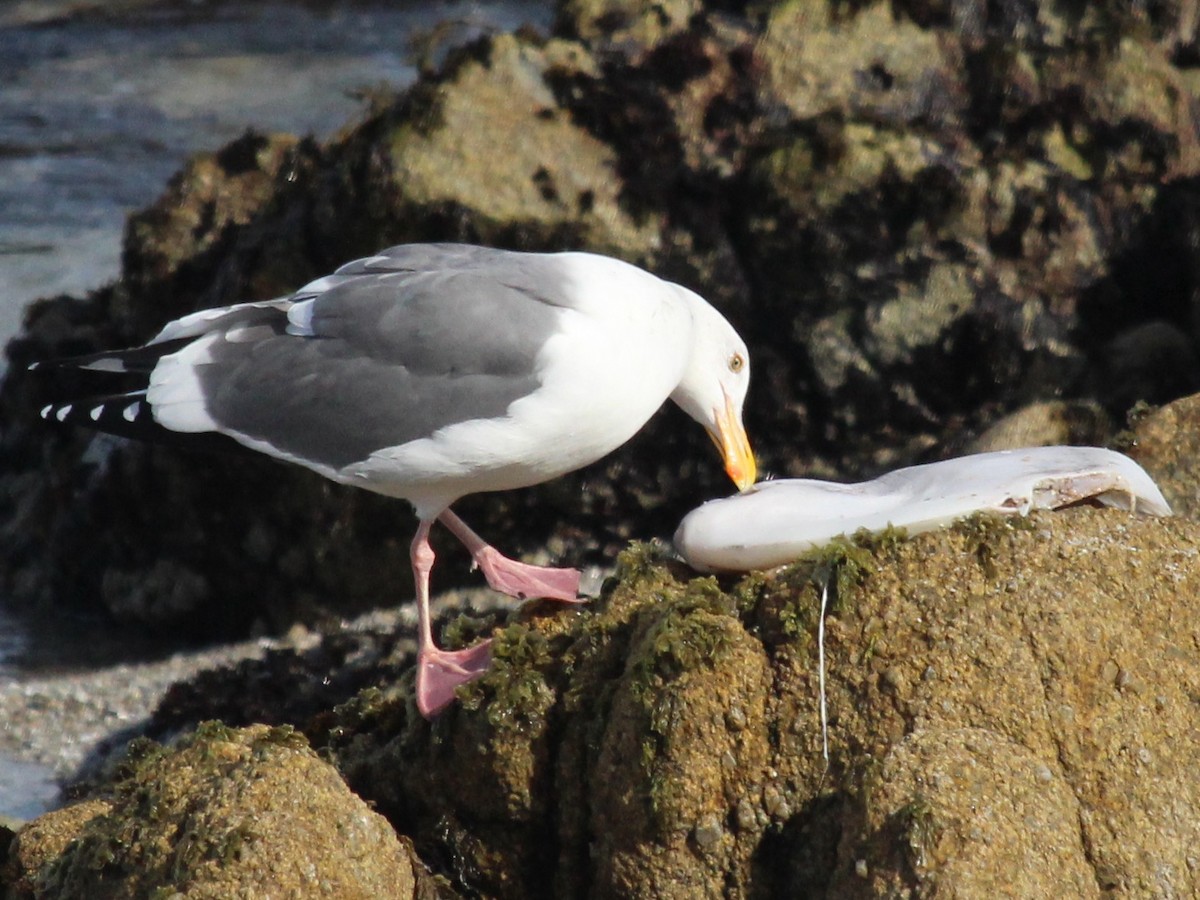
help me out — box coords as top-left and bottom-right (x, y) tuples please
(818, 576), (830, 767)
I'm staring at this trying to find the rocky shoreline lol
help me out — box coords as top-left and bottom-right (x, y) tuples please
(5, 0), (1200, 895)
(0, 586), (536, 799)
(0, 611), (401, 790)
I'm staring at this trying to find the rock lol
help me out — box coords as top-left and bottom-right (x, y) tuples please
(1124, 391), (1200, 520)
(379, 33), (660, 255)
(3, 0), (1200, 705)
(964, 400), (1113, 453)
(827, 728), (1099, 897)
(6, 0), (1200, 892)
(5, 724), (437, 899)
(732, 0), (1200, 477)
(557, 0), (701, 54)
(1098, 320), (1200, 415)
(119, 131), (314, 338)
(7, 391), (1200, 895)
(3, 800), (112, 898)
(318, 501), (1200, 896)
(757, 2), (961, 126)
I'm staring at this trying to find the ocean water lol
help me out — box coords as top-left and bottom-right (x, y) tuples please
(0, 0), (552, 367)
(0, 0), (552, 821)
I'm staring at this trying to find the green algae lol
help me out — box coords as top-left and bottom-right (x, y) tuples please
(32, 723), (416, 899)
(628, 583), (736, 699)
(897, 793), (939, 874)
(458, 622), (557, 731)
(953, 511), (1038, 579)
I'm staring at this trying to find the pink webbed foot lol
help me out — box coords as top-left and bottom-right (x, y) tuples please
(437, 510), (584, 603)
(416, 639), (494, 718)
(473, 546), (584, 604)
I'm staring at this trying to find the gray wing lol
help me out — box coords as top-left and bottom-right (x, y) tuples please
(45, 246), (572, 472)
(194, 249), (568, 470)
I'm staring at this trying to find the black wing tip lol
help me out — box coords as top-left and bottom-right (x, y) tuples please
(38, 393), (250, 458)
(31, 353), (134, 375)
(29, 337), (194, 378)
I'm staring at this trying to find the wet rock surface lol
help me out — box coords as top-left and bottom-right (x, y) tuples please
(4, 0), (1200, 895)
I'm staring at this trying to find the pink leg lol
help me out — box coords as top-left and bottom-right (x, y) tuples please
(412, 520), (494, 718)
(438, 509), (583, 603)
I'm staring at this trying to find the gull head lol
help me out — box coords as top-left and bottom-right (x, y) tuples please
(669, 288), (757, 491)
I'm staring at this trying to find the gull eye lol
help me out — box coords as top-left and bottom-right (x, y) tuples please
(728, 352), (745, 374)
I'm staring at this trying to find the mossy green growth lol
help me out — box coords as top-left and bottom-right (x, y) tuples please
(618, 578), (747, 829)
(440, 608), (502, 650)
(109, 735), (169, 784)
(773, 577), (820, 644)
(250, 723), (308, 753)
(32, 722), (412, 899)
(953, 511), (1036, 578)
(611, 540), (678, 585)
(323, 682), (412, 750)
(457, 622), (557, 731)
(803, 533), (879, 614)
(627, 577), (736, 698)
(897, 793), (940, 873)
(746, 528), (897, 659)
(739, 528), (896, 653)
(729, 569), (773, 617)
(853, 524), (910, 555)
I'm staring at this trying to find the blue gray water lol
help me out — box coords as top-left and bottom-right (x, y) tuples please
(0, 0), (551, 363)
(0, 0), (552, 820)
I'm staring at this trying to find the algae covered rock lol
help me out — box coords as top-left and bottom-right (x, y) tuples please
(7, 393), (1200, 897)
(321, 500), (1200, 897)
(10, 501), (1198, 897)
(6, 723), (435, 899)
(4, 799), (112, 899)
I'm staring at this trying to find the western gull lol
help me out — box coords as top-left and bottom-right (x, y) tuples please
(37, 243), (757, 716)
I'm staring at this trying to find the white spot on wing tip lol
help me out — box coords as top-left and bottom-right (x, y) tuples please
(123, 403), (139, 423)
(39, 404), (51, 419)
(55, 405), (72, 422)
(89, 406), (104, 421)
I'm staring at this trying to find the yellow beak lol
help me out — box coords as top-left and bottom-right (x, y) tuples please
(707, 391), (757, 492)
